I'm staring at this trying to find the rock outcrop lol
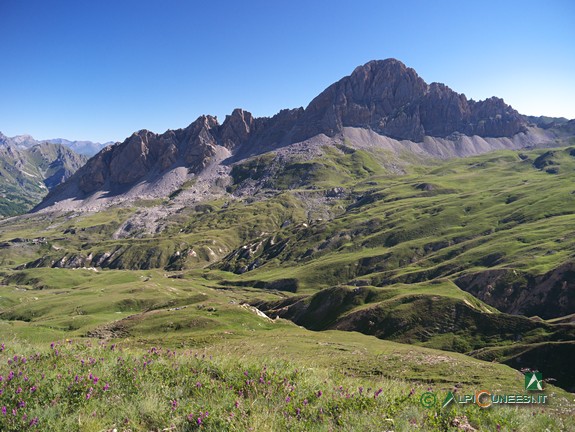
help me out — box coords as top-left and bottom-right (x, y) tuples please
(455, 263), (575, 319)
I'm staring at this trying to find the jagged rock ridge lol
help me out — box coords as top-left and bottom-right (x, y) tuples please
(1, 132), (111, 156)
(35, 58), (553, 212)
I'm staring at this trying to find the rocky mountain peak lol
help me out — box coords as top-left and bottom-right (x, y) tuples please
(291, 59), (525, 142)
(348, 58), (427, 105)
(220, 109), (256, 149)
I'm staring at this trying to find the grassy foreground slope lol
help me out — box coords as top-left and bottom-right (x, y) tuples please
(0, 268), (574, 431)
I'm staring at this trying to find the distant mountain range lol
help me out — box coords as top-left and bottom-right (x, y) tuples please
(0, 133), (88, 216)
(0, 133), (113, 156)
(41, 138), (114, 157)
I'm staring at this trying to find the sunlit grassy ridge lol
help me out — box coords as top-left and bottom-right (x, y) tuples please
(219, 148), (575, 287)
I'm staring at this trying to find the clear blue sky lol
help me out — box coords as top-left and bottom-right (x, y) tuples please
(1, 0), (574, 143)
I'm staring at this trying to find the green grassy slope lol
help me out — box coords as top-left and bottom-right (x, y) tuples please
(1, 145), (575, 429)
